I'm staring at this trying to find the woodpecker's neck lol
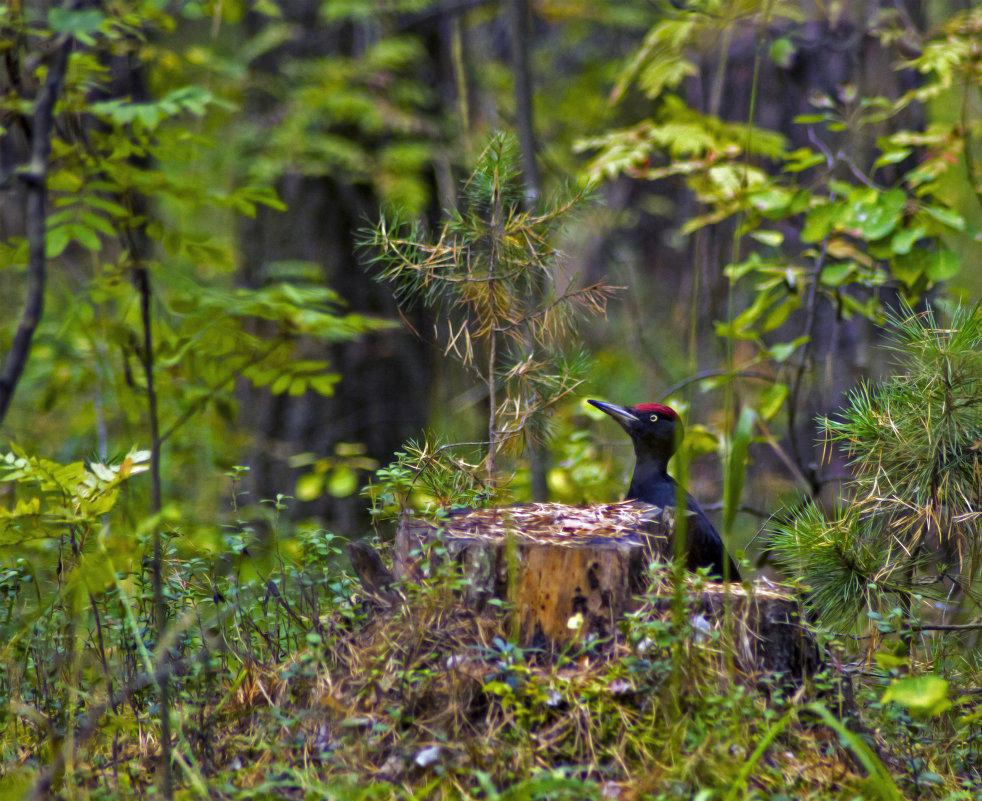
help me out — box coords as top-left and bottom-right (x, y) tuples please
(625, 442), (674, 500)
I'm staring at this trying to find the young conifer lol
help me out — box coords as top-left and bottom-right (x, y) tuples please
(767, 302), (982, 629)
(363, 132), (614, 492)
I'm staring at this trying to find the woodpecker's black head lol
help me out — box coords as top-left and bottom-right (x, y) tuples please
(588, 399), (682, 465)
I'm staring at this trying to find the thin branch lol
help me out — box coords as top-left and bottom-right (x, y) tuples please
(751, 415), (816, 495)
(491, 282), (620, 332)
(0, 25), (73, 425)
(836, 150), (881, 190)
(158, 340), (282, 446)
(786, 232), (830, 496)
(908, 621), (982, 632)
(659, 369), (775, 399)
(133, 258), (173, 799)
(700, 501), (771, 519)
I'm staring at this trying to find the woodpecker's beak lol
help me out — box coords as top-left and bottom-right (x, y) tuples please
(588, 399), (637, 428)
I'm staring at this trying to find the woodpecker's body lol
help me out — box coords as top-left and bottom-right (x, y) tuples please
(590, 399), (741, 582)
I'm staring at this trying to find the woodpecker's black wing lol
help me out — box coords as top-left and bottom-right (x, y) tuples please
(627, 474), (740, 581)
(684, 494), (741, 582)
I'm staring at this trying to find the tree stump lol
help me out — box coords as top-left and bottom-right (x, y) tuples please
(395, 501), (674, 644)
(387, 501), (820, 677)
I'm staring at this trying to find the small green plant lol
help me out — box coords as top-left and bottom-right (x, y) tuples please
(365, 438), (491, 522)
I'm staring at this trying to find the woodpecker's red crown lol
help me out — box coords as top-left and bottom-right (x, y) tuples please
(633, 403), (679, 420)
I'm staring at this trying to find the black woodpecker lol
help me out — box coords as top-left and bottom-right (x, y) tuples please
(589, 399), (741, 582)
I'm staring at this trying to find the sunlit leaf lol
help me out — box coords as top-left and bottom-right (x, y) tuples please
(882, 676), (951, 719)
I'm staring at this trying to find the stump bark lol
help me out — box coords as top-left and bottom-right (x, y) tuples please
(382, 501), (819, 677)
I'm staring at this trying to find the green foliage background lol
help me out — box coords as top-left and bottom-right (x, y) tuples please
(1, 0), (982, 798)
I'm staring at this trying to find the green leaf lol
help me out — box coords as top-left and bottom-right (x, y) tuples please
(873, 651), (908, 670)
(801, 203), (841, 243)
(270, 374), (291, 395)
(684, 424), (719, 457)
(295, 472), (324, 502)
(769, 37), (795, 68)
(69, 222), (102, 251)
(889, 225), (924, 255)
(749, 229), (784, 247)
(924, 248), (960, 281)
(80, 211), (117, 238)
(48, 7), (105, 35)
(49, 170), (84, 193)
(873, 148), (911, 169)
(716, 289), (777, 339)
(848, 189), (905, 241)
(327, 466), (359, 497)
(46, 225), (71, 258)
(793, 113), (830, 125)
(819, 262), (855, 287)
(759, 382), (788, 420)
(891, 251), (925, 286)
(749, 188), (792, 214)
(882, 676), (951, 719)
(765, 336), (809, 363)
(922, 204), (965, 231)
(784, 148), (825, 172)
(760, 296), (800, 333)
(724, 253), (764, 282)
(895, 247), (961, 285)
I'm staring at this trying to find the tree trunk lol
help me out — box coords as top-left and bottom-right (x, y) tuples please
(235, 1), (442, 531)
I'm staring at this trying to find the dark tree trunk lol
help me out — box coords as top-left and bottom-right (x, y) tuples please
(235, 2), (450, 532)
(237, 176), (433, 531)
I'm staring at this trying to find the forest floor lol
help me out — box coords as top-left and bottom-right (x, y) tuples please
(3, 538), (979, 800)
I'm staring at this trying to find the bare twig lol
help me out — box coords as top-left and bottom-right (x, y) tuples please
(786, 230), (830, 496)
(700, 501), (771, 519)
(784, 132), (837, 495)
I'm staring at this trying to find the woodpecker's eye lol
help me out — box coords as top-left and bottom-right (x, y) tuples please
(649, 414), (659, 421)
